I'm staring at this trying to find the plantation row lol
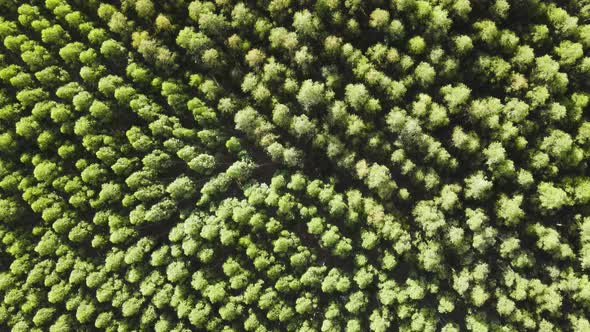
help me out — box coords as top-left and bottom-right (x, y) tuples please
(0, 0), (590, 331)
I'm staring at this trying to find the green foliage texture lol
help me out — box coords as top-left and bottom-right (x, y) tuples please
(1, 0), (590, 331)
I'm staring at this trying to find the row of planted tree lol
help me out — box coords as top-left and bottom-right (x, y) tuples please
(1, 0), (590, 331)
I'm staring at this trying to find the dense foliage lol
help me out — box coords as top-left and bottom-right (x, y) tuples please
(0, 0), (590, 331)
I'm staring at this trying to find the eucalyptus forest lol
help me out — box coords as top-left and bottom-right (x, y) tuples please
(1, 0), (590, 331)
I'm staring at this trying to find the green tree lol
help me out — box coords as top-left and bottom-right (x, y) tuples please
(297, 80), (327, 111)
(538, 182), (570, 210)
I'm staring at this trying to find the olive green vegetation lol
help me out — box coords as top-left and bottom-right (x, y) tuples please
(1, 0), (590, 331)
